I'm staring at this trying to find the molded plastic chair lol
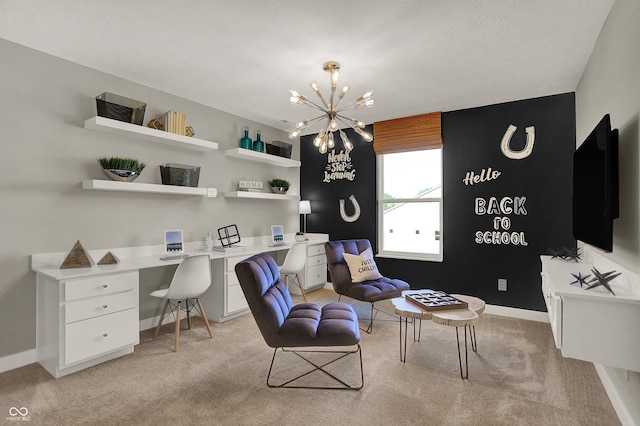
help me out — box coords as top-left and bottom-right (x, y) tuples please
(150, 254), (213, 351)
(235, 252), (363, 389)
(279, 242), (308, 302)
(325, 239), (410, 333)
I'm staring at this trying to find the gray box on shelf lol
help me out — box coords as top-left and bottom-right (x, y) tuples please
(96, 92), (146, 125)
(265, 141), (292, 159)
(160, 163), (200, 187)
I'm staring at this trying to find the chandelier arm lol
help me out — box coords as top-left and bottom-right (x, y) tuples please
(300, 98), (329, 113)
(335, 99), (360, 113)
(312, 89), (330, 112)
(298, 115), (327, 133)
(336, 114), (363, 128)
(336, 116), (357, 130)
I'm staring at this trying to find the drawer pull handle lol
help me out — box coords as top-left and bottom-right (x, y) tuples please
(102, 305), (108, 309)
(102, 333), (108, 337)
(102, 284), (108, 289)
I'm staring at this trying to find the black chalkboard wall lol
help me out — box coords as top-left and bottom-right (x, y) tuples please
(301, 93), (576, 311)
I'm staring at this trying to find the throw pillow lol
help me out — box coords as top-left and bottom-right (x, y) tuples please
(343, 248), (383, 283)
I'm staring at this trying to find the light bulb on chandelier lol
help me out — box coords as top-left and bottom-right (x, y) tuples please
(288, 61), (374, 154)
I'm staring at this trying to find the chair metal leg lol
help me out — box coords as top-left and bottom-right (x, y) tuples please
(266, 345), (363, 390)
(186, 299), (192, 330)
(154, 300), (170, 339)
(174, 301), (181, 352)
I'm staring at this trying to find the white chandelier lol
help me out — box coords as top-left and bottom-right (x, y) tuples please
(288, 61), (374, 154)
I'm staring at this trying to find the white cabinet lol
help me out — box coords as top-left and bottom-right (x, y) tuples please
(224, 255), (250, 315)
(36, 270), (139, 378)
(303, 242), (328, 290)
(200, 254), (251, 322)
(540, 256), (640, 372)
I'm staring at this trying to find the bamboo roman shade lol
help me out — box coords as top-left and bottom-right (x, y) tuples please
(373, 112), (442, 155)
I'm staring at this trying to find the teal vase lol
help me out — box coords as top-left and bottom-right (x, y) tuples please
(253, 131), (264, 152)
(240, 129), (252, 149)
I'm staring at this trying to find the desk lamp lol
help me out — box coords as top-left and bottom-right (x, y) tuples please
(299, 200), (311, 234)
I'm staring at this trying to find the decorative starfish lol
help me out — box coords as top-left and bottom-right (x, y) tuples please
(548, 247), (581, 262)
(585, 267), (620, 296)
(569, 272), (591, 288)
(549, 248), (564, 260)
(561, 247), (581, 262)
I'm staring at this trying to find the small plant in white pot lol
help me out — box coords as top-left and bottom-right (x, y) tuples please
(295, 231), (306, 242)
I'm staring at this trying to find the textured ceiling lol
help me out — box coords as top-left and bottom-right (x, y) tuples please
(0, 0), (615, 133)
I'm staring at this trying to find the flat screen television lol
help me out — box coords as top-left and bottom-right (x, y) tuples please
(572, 114), (619, 252)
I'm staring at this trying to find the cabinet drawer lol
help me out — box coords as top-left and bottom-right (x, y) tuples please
(226, 283), (248, 314)
(226, 255), (251, 273)
(64, 272), (138, 302)
(64, 308), (139, 365)
(306, 263), (327, 287)
(65, 291), (138, 323)
(226, 271), (239, 286)
(307, 244), (325, 257)
(307, 254), (326, 267)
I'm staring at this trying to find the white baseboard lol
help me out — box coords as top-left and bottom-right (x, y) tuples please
(595, 364), (640, 426)
(0, 349), (36, 374)
(484, 304), (549, 323)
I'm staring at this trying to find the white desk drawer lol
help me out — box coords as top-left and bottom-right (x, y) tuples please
(226, 271), (239, 286)
(64, 308), (138, 365)
(64, 272), (138, 302)
(307, 244), (325, 257)
(226, 283), (248, 314)
(306, 263), (327, 287)
(307, 254), (326, 267)
(65, 291), (138, 324)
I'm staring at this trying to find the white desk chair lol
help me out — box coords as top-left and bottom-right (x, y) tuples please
(150, 254), (213, 351)
(279, 242), (308, 302)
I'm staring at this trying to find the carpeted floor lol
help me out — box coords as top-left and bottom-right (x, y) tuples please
(0, 289), (620, 425)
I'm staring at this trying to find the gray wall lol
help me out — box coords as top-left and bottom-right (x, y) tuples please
(0, 38), (299, 358)
(575, 0), (640, 417)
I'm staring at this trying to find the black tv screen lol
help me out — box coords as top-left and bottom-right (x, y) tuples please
(572, 114), (619, 252)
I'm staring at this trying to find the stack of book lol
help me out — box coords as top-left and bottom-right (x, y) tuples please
(163, 111), (186, 135)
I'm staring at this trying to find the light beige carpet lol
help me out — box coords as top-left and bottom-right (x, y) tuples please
(0, 289), (620, 425)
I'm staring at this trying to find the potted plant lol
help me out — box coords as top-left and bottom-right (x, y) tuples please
(295, 231), (306, 242)
(267, 178), (290, 194)
(98, 156), (146, 182)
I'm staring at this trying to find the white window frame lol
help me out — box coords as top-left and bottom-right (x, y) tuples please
(376, 151), (443, 262)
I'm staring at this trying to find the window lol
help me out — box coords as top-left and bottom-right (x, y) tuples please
(377, 149), (443, 261)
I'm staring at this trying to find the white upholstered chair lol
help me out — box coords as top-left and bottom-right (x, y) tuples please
(150, 254), (213, 351)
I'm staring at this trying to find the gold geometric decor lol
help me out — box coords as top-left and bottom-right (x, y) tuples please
(60, 240), (94, 269)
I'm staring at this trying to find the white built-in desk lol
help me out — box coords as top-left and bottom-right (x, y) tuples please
(31, 233), (329, 378)
(540, 254), (640, 372)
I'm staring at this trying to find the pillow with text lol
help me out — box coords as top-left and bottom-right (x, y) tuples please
(343, 247), (383, 283)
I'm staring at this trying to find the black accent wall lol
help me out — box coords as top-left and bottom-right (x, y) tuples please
(301, 93), (576, 311)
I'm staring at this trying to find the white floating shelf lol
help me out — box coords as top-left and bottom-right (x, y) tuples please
(82, 180), (217, 197)
(224, 148), (300, 167)
(84, 116), (219, 152)
(224, 191), (300, 201)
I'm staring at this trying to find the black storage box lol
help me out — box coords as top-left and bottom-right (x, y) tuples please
(96, 92), (146, 125)
(265, 140), (293, 159)
(160, 163), (200, 187)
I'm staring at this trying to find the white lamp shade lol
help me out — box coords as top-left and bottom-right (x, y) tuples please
(299, 200), (311, 214)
